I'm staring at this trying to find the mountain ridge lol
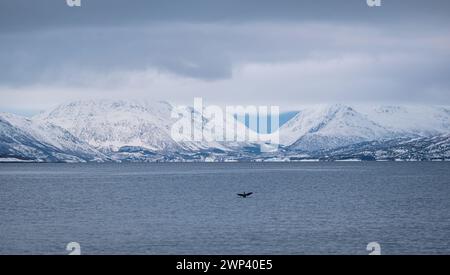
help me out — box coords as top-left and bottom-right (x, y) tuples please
(1, 100), (450, 162)
(278, 104), (450, 152)
(0, 112), (108, 162)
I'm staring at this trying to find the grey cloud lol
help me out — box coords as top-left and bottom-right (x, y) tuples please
(1, 0), (450, 32)
(0, 0), (450, 110)
(1, 22), (449, 84)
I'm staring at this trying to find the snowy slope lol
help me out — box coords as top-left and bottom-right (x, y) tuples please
(0, 113), (108, 162)
(3, 102), (449, 162)
(313, 134), (450, 161)
(34, 100), (256, 154)
(35, 100), (181, 152)
(362, 105), (450, 136)
(279, 104), (450, 152)
(279, 104), (392, 151)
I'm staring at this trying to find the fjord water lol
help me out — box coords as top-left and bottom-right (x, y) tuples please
(0, 162), (449, 255)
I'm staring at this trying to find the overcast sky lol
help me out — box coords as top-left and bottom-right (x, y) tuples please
(1, 0), (450, 114)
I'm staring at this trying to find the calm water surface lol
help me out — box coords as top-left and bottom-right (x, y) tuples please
(0, 162), (449, 254)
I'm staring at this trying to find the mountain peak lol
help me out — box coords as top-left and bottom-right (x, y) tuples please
(279, 104), (450, 152)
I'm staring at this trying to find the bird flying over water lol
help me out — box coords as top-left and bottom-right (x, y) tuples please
(237, 192), (253, 198)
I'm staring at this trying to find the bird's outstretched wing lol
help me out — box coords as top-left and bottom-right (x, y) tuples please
(237, 192), (253, 197)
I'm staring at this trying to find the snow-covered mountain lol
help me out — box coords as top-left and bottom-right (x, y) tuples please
(1, 101), (450, 162)
(34, 100), (182, 152)
(0, 112), (108, 162)
(363, 105), (450, 136)
(279, 104), (450, 152)
(309, 134), (450, 161)
(34, 100), (256, 160)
